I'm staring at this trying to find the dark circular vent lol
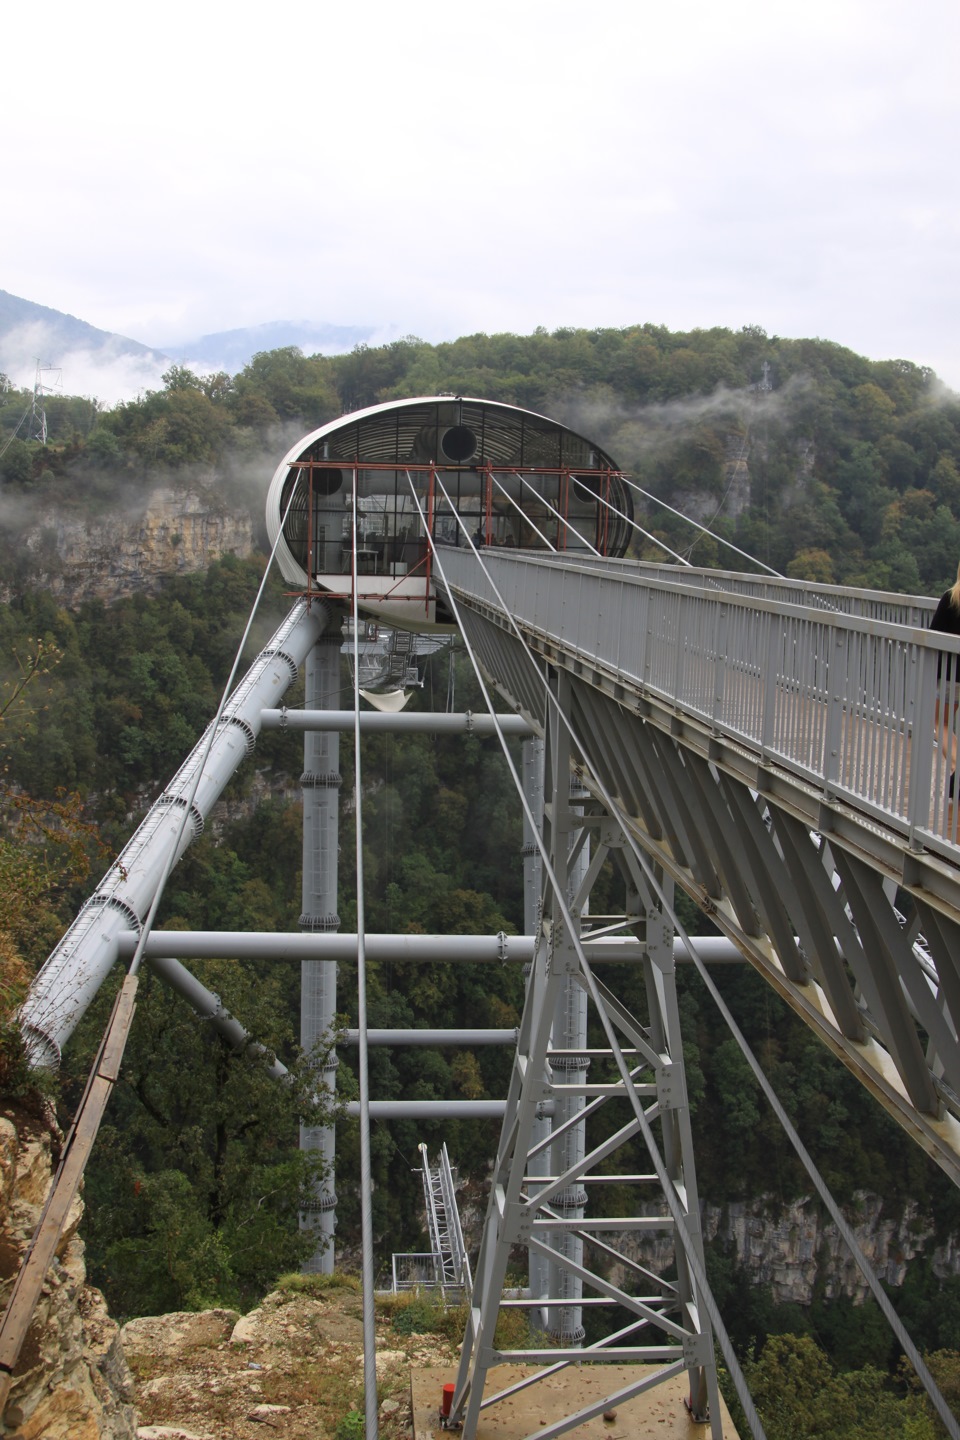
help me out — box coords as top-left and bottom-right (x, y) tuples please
(313, 466), (343, 495)
(440, 425), (478, 463)
(572, 473), (602, 503)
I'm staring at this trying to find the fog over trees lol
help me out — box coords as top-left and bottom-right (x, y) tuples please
(2, 325), (960, 1434)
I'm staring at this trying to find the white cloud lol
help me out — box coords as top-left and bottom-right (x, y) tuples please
(0, 323), (168, 406)
(3, 0), (960, 393)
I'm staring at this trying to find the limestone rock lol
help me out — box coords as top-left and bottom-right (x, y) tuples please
(121, 1309), (240, 1361)
(136, 1428), (214, 1440)
(0, 1119), (18, 1224)
(610, 1191), (960, 1307)
(0, 1107), (138, 1440)
(229, 1307), (263, 1345)
(0, 482), (255, 607)
(372, 1348), (408, 1373)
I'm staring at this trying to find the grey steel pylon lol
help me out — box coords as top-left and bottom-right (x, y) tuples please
(299, 631), (342, 1269)
(450, 670), (723, 1440)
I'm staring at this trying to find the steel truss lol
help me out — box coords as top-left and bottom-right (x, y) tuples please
(451, 669), (721, 1440)
(441, 552), (960, 1185)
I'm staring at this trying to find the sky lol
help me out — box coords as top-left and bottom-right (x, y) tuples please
(5, 0), (960, 397)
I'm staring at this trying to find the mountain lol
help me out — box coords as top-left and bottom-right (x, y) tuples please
(167, 320), (379, 375)
(0, 288), (171, 403)
(0, 291), (380, 404)
(0, 289), (168, 372)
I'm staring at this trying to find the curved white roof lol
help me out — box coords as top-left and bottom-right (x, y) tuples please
(265, 395), (624, 587)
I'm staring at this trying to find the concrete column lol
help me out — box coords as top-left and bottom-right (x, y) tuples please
(299, 632), (342, 1271)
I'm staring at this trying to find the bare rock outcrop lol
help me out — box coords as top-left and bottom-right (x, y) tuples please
(609, 1192), (960, 1307)
(0, 482), (255, 606)
(121, 1310), (239, 1363)
(0, 1107), (138, 1440)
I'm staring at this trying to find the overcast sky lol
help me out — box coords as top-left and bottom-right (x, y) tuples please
(6, 0), (960, 395)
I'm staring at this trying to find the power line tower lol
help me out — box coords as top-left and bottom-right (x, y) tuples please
(29, 361), (61, 445)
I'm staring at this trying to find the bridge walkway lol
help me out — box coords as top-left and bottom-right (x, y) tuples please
(436, 548), (960, 1184)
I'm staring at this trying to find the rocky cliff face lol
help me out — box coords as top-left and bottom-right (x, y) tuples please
(704, 1194), (950, 1304)
(605, 1193), (960, 1308)
(0, 1105), (137, 1440)
(0, 482), (255, 605)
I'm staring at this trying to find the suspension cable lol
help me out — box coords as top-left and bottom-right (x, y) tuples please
(619, 472), (784, 578)
(416, 499), (957, 1438)
(0, 404), (33, 460)
(510, 471), (601, 558)
(681, 434), (749, 563)
(590, 486), (691, 566)
(0, 475), (308, 1412)
(487, 471), (558, 551)
(350, 468), (379, 1440)
(405, 472), (767, 1440)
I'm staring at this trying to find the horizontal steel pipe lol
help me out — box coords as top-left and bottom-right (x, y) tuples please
(345, 1101), (517, 1119)
(260, 708), (535, 735)
(120, 931), (744, 965)
(341, 1028), (518, 1047)
(125, 932), (534, 963)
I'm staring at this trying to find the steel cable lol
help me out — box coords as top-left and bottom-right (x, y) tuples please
(406, 472), (765, 1440)
(412, 480), (960, 1439)
(618, 472), (783, 578)
(349, 468), (379, 1440)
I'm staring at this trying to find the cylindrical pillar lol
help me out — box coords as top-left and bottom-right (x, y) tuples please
(299, 632), (342, 1271)
(522, 739), (550, 1329)
(20, 599), (330, 1066)
(547, 772), (589, 1345)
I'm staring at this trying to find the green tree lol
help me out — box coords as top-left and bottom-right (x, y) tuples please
(0, 438), (34, 485)
(70, 959), (336, 1316)
(735, 1334), (930, 1440)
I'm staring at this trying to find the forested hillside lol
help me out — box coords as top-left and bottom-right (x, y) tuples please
(3, 326), (960, 1421)
(3, 323), (960, 594)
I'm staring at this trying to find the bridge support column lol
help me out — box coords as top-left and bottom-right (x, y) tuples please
(450, 672), (723, 1438)
(521, 737), (551, 1329)
(299, 631), (341, 1271)
(546, 759), (590, 1346)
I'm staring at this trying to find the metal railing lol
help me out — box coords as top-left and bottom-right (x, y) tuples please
(418, 1143), (472, 1302)
(391, 1252), (441, 1292)
(519, 552), (936, 628)
(438, 549), (960, 860)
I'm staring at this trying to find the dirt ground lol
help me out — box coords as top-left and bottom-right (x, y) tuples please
(127, 1281), (461, 1440)
(127, 1283), (739, 1440)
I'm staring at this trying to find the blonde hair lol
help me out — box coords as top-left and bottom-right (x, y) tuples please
(951, 560), (960, 611)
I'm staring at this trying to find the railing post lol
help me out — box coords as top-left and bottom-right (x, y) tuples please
(908, 643), (937, 848)
(823, 627), (847, 798)
(641, 583), (654, 693)
(761, 610), (779, 758)
(712, 603), (729, 732)
(672, 591), (686, 707)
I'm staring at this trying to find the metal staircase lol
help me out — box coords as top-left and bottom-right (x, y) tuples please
(419, 1143), (472, 1303)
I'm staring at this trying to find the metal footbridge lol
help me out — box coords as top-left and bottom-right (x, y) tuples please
(437, 545), (960, 1178)
(9, 395), (960, 1440)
